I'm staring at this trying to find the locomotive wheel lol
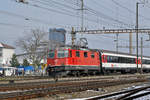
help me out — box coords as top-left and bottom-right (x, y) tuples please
(102, 68), (106, 75)
(54, 77), (58, 82)
(72, 71), (76, 76)
(92, 71), (97, 76)
(121, 70), (126, 74)
(75, 71), (80, 77)
(53, 74), (58, 82)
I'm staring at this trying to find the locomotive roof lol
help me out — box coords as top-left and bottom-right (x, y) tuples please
(56, 45), (150, 58)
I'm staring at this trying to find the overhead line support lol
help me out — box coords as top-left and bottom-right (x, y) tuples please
(136, 2), (139, 73)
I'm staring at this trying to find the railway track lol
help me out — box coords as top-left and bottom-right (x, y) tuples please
(0, 73), (149, 84)
(86, 84), (150, 100)
(0, 76), (50, 82)
(0, 73), (148, 90)
(0, 77), (148, 100)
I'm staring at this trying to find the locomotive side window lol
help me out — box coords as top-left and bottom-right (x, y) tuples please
(57, 50), (68, 58)
(91, 53), (95, 58)
(84, 52), (88, 57)
(49, 51), (55, 58)
(76, 51), (80, 57)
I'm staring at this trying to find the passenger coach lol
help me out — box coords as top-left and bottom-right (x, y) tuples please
(101, 50), (150, 74)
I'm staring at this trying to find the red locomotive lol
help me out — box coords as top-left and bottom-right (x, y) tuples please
(47, 46), (101, 76)
(47, 46), (150, 76)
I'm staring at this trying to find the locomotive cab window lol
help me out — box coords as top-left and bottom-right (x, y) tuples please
(76, 51), (80, 57)
(91, 53), (95, 58)
(57, 50), (68, 58)
(84, 52), (88, 57)
(49, 51), (55, 58)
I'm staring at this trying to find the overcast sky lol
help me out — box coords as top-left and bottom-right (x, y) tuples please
(0, 0), (150, 55)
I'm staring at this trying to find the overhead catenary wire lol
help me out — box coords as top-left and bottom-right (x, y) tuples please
(64, 0), (135, 28)
(6, 0), (149, 32)
(43, 0), (76, 10)
(85, 5), (135, 28)
(10, 0), (150, 30)
(1, 0), (147, 53)
(91, 0), (131, 21)
(30, 0), (76, 15)
(32, 0), (134, 28)
(64, 0), (149, 28)
(4, 0), (142, 42)
(0, 22), (31, 28)
(112, 0), (150, 21)
(0, 9), (73, 29)
(20, 0), (128, 28)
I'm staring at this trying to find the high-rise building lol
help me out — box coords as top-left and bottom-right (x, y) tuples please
(49, 28), (66, 49)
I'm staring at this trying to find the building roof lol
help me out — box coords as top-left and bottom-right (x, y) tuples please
(0, 43), (15, 49)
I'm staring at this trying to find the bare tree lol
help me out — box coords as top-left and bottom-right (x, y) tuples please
(16, 29), (48, 67)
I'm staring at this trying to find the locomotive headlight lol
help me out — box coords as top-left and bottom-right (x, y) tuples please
(54, 59), (58, 64)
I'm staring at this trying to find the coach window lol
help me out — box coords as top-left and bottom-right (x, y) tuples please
(148, 60), (150, 64)
(113, 56), (118, 62)
(126, 58), (130, 63)
(142, 59), (145, 64)
(76, 51), (80, 57)
(145, 60), (148, 64)
(129, 58), (135, 64)
(84, 52), (88, 57)
(146, 60), (150, 64)
(118, 57), (122, 63)
(91, 53), (95, 58)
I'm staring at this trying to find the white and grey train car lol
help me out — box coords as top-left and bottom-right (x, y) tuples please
(100, 50), (150, 74)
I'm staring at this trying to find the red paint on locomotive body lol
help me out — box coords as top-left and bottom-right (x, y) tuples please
(68, 49), (100, 66)
(47, 47), (100, 67)
(102, 54), (107, 63)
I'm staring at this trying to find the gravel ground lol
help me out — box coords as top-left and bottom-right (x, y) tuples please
(30, 82), (146, 100)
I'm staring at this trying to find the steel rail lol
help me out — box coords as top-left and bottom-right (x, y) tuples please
(0, 73), (149, 85)
(86, 85), (150, 100)
(0, 78), (148, 100)
(121, 91), (150, 100)
(117, 85), (150, 100)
